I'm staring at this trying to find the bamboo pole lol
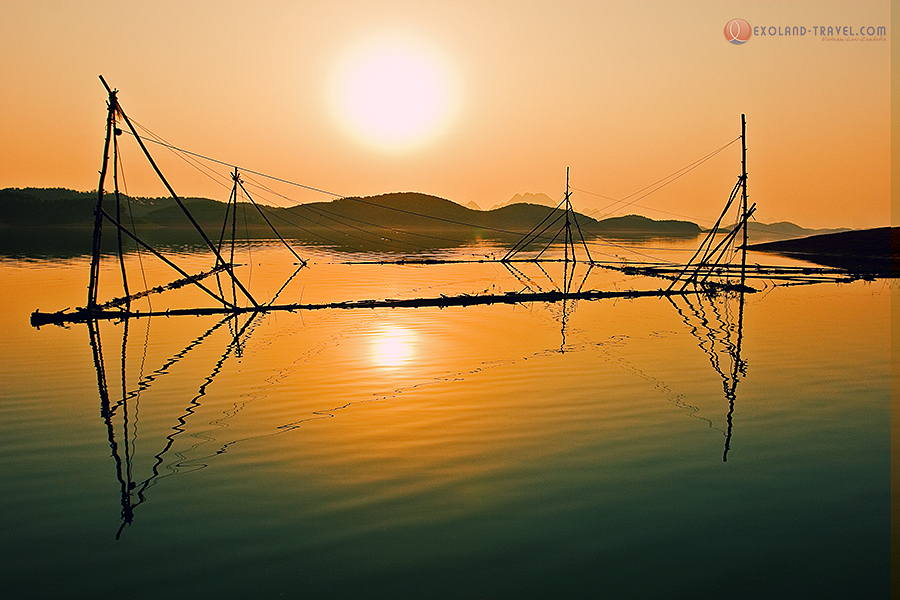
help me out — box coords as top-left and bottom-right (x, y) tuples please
(97, 76), (259, 308)
(87, 86), (117, 309)
(98, 207), (236, 309)
(112, 127), (130, 305)
(235, 174), (307, 265)
(740, 114), (749, 289)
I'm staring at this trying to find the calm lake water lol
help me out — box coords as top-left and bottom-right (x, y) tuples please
(0, 238), (890, 599)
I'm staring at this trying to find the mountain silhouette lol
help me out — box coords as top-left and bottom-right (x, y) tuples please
(490, 192), (557, 210)
(7, 187), (833, 256)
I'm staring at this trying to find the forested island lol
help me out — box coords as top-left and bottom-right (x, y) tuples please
(1, 187), (881, 268)
(1, 187), (701, 255)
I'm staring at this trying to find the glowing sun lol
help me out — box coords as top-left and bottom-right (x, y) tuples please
(332, 36), (459, 151)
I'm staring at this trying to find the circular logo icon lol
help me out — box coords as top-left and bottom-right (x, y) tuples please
(724, 19), (752, 44)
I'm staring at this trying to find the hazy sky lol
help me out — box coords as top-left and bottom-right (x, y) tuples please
(0, 1), (891, 229)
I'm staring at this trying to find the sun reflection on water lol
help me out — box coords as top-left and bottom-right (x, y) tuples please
(369, 324), (419, 368)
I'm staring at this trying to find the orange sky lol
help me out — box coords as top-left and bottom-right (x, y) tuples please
(0, 0), (891, 229)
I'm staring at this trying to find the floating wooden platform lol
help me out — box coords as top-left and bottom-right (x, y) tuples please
(30, 285), (754, 327)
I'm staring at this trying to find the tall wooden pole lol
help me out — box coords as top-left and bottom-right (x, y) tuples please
(727, 115), (750, 462)
(230, 168), (239, 306)
(88, 86), (118, 309)
(564, 167), (572, 264)
(113, 127), (130, 306)
(740, 114), (748, 279)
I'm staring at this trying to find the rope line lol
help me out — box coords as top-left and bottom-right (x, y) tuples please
(573, 136), (740, 220)
(121, 126), (342, 198)
(116, 123), (752, 264)
(240, 172), (483, 248)
(122, 123), (573, 247)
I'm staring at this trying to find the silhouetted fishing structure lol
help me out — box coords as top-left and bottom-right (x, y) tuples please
(31, 77), (858, 328)
(27, 78), (875, 543)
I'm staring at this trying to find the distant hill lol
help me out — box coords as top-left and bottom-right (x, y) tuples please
(0, 187), (105, 225)
(749, 227), (897, 276)
(593, 214), (700, 236)
(1, 188), (852, 242)
(587, 210), (832, 240)
(491, 192), (557, 210)
(0, 187), (716, 255)
(0, 187), (274, 255)
(743, 221), (849, 239)
(286, 193), (697, 238)
(0, 187), (222, 227)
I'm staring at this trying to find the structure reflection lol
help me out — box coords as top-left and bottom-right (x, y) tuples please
(504, 252), (750, 460)
(503, 259), (594, 353)
(668, 289), (747, 462)
(86, 278), (750, 538)
(88, 311), (259, 538)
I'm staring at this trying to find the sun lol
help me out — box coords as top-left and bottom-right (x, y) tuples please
(331, 36), (459, 151)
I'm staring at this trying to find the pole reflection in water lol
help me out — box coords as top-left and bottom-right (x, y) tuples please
(88, 311), (260, 538)
(85, 280), (751, 538)
(503, 260), (595, 353)
(668, 288), (747, 462)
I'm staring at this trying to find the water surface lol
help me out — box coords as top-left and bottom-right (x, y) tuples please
(0, 240), (889, 599)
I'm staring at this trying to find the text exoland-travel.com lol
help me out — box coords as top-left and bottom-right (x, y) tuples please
(754, 25), (887, 37)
